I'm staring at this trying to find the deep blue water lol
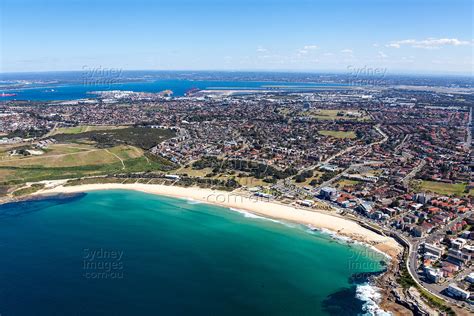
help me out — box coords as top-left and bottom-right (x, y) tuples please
(0, 190), (387, 315)
(0, 79), (345, 101)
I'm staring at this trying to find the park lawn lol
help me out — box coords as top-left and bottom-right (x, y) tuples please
(364, 169), (383, 176)
(46, 143), (96, 153)
(0, 154), (175, 186)
(0, 143), (95, 162)
(0, 169), (14, 179)
(336, 179), (360, 187)
(176, 166), (213, 177)
(306, 109), (371, 121)
(318, 130), (357, 139)
(51, 125), (128, 135)
(177, 166), (269, 187)
(0, 145), (138, 168)
(418, 180), (467, 197)
(469, 189), (474, 197)
(293, 171), (324, 187)
(235, 176), (270, 187)
(108, 145), (144, 160)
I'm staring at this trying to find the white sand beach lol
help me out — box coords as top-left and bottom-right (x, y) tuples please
(34, 183), (402, 258)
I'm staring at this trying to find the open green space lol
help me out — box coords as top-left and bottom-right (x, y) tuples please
(0, 144), (142, 168)
(0, 154), (175, 186)
(51, 125), (128, 135)
(336, 179), (360, 188)
(0, 141), (176, 186)
(414, 180), (467, 197)
(318, 130), (357, 139)
(305, 109), (371, 121)
(53, 127), (176, 149)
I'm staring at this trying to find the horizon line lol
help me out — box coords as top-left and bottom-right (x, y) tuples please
(1, 68), (473, 78)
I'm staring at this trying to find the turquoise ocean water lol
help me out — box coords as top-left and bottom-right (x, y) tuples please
(0, 190), (387, 315)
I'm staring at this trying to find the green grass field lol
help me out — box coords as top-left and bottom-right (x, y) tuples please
(176, 166), (213, 177)
(51, 125), (128, 135)
(0, 127), (177, 189)
(293, 171), (324, 187)
(176, 166), (270, 187)
(0, 144), (142, 168)
(318, 130), (357, 139)
(416, 180), (467, 197)
(0, 142), (175, 185)
(305, 109), (371, 121)
(336, 179), (360, 187)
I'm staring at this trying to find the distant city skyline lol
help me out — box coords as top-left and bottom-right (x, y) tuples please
(1, 0), (473, 75)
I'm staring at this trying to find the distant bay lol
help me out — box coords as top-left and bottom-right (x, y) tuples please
(0, 190), (388, 315)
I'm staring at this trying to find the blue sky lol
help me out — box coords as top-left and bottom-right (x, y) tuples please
(1, 0), (472, 74)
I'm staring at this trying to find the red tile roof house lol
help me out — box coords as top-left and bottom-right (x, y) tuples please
(421, 222), (435, 233)
(457, 206), (471, 213)
(427, 207), (441, 214)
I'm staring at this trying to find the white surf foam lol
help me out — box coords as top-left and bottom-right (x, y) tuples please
(306, 224), (355, 243)
(305, 224), (392, 261)
(185, 198), (202, 205)
(356, 283), (391, 316)
(229, 208), (282, 223)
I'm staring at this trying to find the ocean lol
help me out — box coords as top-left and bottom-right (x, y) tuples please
(0, 190), (388, 315)
(0, 79), (345, 101)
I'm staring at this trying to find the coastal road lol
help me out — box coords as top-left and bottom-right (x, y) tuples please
(344, 212), (473, 312)
(405, 212), (474, 312)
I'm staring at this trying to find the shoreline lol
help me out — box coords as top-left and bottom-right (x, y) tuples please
(31, 182), (402, 258)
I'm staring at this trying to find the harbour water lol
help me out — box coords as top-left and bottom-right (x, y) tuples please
(0, 78), (345, 101)
(0, 190), (388, 315)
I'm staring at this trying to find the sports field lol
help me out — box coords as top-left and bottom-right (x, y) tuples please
(318, 130), (357, 139)
(416, 180), (467, 197)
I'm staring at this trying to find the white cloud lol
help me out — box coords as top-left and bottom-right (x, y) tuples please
(386, 38), (470, 49)
(256, 47), (268, 53)
(387, 43), (401, 48)
(378, 51), (388, 59)
(341, 49), (353, 54)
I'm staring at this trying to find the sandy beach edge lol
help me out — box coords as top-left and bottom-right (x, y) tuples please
(31, 183), (402, 258)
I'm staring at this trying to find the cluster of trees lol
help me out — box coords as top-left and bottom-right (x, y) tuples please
(293, 170), (313, 183)
(55, 127), (176, 149)
(8, 128), (48, 139)
(192, 156), (297, 181)
(179, 176), (239, 190)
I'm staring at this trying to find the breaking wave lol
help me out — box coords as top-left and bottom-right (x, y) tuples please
(185, 198), (202, 205)
(229, 208), (282, 223)
(356, 283), (391, 316)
